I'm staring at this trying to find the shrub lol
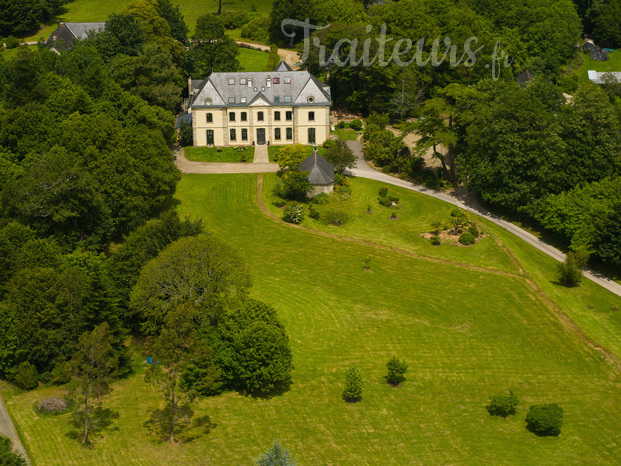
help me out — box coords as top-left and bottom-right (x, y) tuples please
(459, 231), (476, 245)
(343, 366), (362, 402)
(430, 236), (441, 246)
(312, 192), (330, 204)
(322, 139), (334, 149)
(0, 436), (26, 466)
(431, 220), (442, 235)
(50, 361), (72, 385)
(526, 404), (563, 436)
(390, 212), (397, 219)
(241, 17), (270, 43)
(487, 393), (518, 417)
(467, 223), (480, 238)
(37, 397), (68, 414)
(308, 206), (319, 219)
(338, 120), (347, 129)
(349, 118), (363, 131)
(13, 361), (38, 390)
(336, 185), (351, 200)
(322, 207), (350, 226)
(5, 36), (20, 49)
(257, 440), (296, 466)
(558, 249), (590, 287)
(378, 187), (388, 198)
(386, 357), (408, 386)
(283, 203), (304, 224)
(388, 195), (399, 203)
(450, 207), (463, 217)
(362, 256), (371, 270)
(378, 197), (392, 207)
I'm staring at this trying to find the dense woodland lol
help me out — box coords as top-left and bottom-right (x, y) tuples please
(0, 0), (620, 448)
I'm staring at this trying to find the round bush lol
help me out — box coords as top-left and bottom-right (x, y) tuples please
(487, 393), (519, 417)
(343, 366), (362, 402)
(13, 362), (39, 390)
(37, 397), (68, 413)
(283, 204), (304, 224)
(526, 404), (563, 436)
(430, 236), (441, 246)
(349, 119), (363, 131)
(459, 231), (476, 245)
(467, 223), (480, 238)
(322, 139), (334, 149)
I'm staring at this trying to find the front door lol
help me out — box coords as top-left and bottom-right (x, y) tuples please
(206, 130), (214, 145)
(257, 128), (266, 145)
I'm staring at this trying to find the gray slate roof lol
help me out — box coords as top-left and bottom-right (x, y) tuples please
(190, 69), (330, 108)
(588, 70), (621, 84)
(46, 22), (105, 46)
(298, 151), (335, 185)
(275, 60), (293, 71)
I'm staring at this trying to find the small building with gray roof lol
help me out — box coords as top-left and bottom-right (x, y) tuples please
(298, 150), (335, 196)
(45, 22), (106, 49)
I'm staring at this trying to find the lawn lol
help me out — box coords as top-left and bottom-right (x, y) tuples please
(184, 146), (253, 162)
(333, 128), (359, 140)
(238, 47), (270, 72)
(577, 49), (621, 83)
(267, 144), (324, 162)
(26, 0), (273, 41)
(4, 174), (621, 464)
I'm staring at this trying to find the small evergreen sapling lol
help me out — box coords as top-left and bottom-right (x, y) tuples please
(343, 366), (362, 402)
(256, 440), (296, 466)
(386, 357), (408, 386)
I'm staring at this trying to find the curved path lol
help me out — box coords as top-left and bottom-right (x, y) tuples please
(344, 140), (621, 298)
(174, 141), (621, 297)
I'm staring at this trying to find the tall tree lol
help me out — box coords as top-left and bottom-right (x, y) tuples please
(188, 14), (239, 75)
(145, 304), (217, 443)
(70, 322), (119, 444)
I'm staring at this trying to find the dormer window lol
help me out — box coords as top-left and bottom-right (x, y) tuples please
(240, 97), (247, 103)
(204, 98), (212, 105)
(284, 96), (292, 102)
(273, 77), (280, 84)
(284, 77), (291, 84)
(228, 78), (235, 85)
(307, 95), (315, 103)
(266, 76), (271, 88)
(228, 97), (235, 104)
(240, 78), (247, 85)
(248, 78), (252, 87)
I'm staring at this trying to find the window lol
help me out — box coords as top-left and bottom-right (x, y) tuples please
(284, 96), (292, 102)
(206, 130), (214, 145)
(242, 128), (248, 141)
(286, 111), (292, 121)
(240, 97), (247, 103)
(273, 77), (280, 84)
(284, 77), (291, 84)
(257, 111), (264, 122)
(274, 96), (280, 103)
(261, 87), (265, 92)
(229, 112), (235, 122)
(275, 128), (281, 140)
(206, 113), (213, 123)
(241, 112), (247, 122)
(228, 78), (235, 85)
(228, 97), (235, 104)
(266, 78), (271, 88)
(204, 98), (212, 105)
(230, 128), (237, 141)
(309, 111), (315, 121)
(308, 128), (316, 144)
(286, 128), (293, 140)
(240, 78), (247, 85)
(307, 95), (315, 103)
(274, 111), (281, 121)
(248, 78), (252, 87)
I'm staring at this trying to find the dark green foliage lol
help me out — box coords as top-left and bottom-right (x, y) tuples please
(257, 440), (296, 466)
(0, 0), (65, 37)
(459, 232), (476, 246)
(4, 36), (19, 49)
(343, 365), (362, 402)
(278, 170), (311, 202)
(487, 393), (519, 417)
(189, 14), (239, 75)
(558, 249), (590, 287)
(179, 120), (193, 146)
(214, 299), (293, 396)
(0, 436), (26, 466)
(308, 206), (320, 219)
(467, 224), (480, 238)
(269, 0), (314, 45)
(386, 357), (408, 386)
(526, 403), (563, 436)
(349, 119), (362, 131)
(323, 139), (334, 149)
(13, 361), (38, 390)
(379, 188), (388, 198)
(283, 203), (304, 224)
(156, 0), (189, 44)
(430, 236), (441, 246)
(100, 13), (147, 58)
(324, 139), (356, 174)
(241, 17), (270, 43)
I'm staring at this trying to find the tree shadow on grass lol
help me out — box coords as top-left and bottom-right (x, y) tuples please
(144, 404), (218, 444)
(242, 380), (292, 400)
(66, 408), (120, 446)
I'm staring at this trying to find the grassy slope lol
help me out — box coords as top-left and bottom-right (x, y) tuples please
(238, 47), (270, 71)
(578, 50), (621, 83)
(4, 174), (621, 465)
(184, 146), (254, 162)
(27, 0), (273, 41)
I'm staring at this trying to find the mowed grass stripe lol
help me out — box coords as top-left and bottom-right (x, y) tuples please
(4, 173), (621, 465)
